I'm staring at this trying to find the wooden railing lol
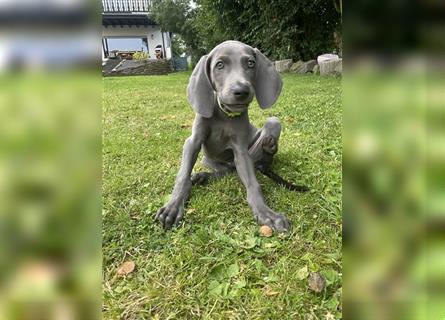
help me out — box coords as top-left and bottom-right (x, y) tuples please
(102, 0), (150, 13)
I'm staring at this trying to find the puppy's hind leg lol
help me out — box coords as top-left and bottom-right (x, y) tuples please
(248, 116), (281, 168)
(249, 117), (309, 192)
(191, 157), (234, 186)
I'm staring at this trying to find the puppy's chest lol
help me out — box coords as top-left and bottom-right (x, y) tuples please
(206, 120), (247, 145)
(206, 126), (233, 147)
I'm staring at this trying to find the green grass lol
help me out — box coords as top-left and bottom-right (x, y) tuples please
(103, 72), (342, 319)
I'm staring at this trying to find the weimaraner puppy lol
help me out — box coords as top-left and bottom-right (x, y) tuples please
(156, 40), (295, 232)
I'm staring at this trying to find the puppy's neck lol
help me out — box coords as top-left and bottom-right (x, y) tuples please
(216, 96), (245, 118)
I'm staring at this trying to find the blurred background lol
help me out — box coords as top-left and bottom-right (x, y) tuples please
(0, 0), (101, 319)
(343, 0), (445, 319)
(0, 0), (444, 319)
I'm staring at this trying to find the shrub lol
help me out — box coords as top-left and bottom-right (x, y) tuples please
(133, 51), (149, 60)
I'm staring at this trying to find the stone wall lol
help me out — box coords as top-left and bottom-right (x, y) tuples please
(103, 59), (174, 77)
(274, 55), (342, 76)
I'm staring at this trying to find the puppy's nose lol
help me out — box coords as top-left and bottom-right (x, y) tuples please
(232, 84), (250, 100)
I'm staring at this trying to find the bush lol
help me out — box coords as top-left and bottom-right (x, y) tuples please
(152, 0), (341, 62)
(133, 51), (149, 60)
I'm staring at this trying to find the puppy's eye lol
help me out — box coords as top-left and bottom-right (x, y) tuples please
(216, 61), (224, 69)
(248, 60), (255, 68)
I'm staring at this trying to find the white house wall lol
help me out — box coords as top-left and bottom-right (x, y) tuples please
(102, 25), (171, 59)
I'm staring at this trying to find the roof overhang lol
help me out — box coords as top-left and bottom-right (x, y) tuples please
(102, 13), (156, 27)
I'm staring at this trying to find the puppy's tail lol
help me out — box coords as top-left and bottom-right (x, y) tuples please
(259, 168), (309, 192)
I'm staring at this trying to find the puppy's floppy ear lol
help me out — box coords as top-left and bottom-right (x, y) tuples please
(187, 55), (214, 118)
(254, 48), (283, 109)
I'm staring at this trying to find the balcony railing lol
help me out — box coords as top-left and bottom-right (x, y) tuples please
(102, 0), (150, 13)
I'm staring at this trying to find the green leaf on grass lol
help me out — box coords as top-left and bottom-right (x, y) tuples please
(234, 278), (247, 289)
(228, 288), (239, 298)
(254, 259), (265, 272)
(264, 274), (279, 282)
(296, 265), (309, 280)
(241, 237), (257, 249)
(226, 263), (239, 278)
(321, 269), (339, 286)
(222, 282), (230, 297)
(325, 295), (339, 309)
(208, 280), (223, 296)
(210, 264), (226, 280)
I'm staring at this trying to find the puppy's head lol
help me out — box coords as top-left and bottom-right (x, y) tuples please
(187, 40), (282, 118)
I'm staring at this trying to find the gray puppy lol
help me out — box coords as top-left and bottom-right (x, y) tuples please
(156, 40), (303, 232)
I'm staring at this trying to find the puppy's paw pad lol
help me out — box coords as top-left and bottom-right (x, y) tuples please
(262, 136), (278, 154)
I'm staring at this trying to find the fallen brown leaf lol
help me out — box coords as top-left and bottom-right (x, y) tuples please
(117, 261), (135, 276)
(308, 272), (326, 292)
(259, 225), (273, 237)
(265, 290), (279, 296)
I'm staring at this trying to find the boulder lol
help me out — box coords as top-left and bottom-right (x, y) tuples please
(274, 59), (293, 73)
(319, 58), (342, 75)
(294, 59), (317, 74)
(317, 53), (339, 64)
(289, 60), (303, 72)
(313, 64), (320, 75)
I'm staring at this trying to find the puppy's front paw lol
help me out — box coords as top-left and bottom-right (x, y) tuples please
(155, 202), (184, 230)
(254, 207), (290, 232)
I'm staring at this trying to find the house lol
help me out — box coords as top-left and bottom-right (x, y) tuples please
(102, 0), (172, 60)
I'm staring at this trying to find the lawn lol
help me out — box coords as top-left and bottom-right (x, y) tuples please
(102, 71), (342, 319)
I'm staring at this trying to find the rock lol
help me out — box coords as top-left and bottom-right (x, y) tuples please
(319, 58), (342, 75)
(294, 59), (317, 74)
(334, 59), (342, 74)
(317, 53), (339, 64)
(308, 272), (326, 292)
(259, 225), (273, 237)
(317, 54), (342, 75)
(313, 65), (320, 74)
(289, 60), (303, 72)
(274, 59), (293, 73)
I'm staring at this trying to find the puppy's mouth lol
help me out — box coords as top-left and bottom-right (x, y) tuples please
(222, 103), (248, 112)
